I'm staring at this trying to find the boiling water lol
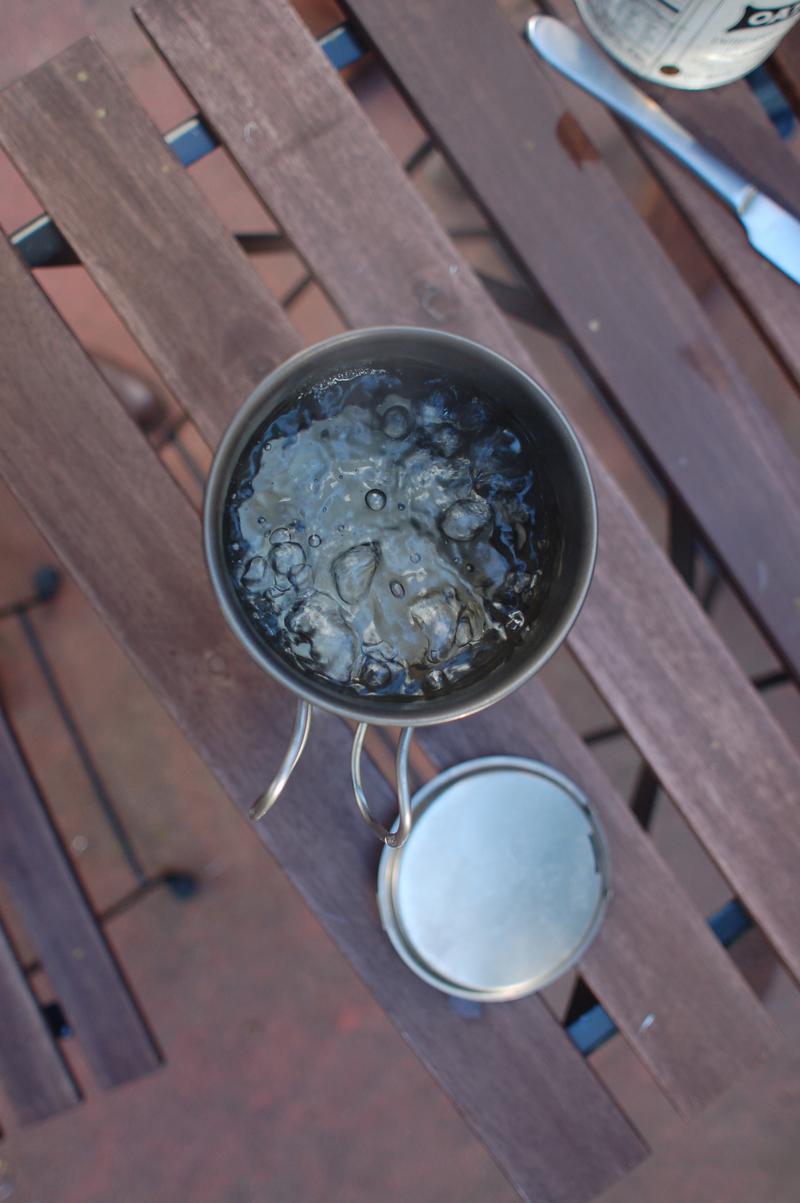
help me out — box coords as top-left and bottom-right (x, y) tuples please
(224, 368), (561, 700)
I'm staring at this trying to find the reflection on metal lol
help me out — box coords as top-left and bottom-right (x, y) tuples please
(250, 699), (312, 820)
(351, 724), (413, 847)
(378, 757), (610, 1001)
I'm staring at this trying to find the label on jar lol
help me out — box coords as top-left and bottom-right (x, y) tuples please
(574, 0), (800, 87)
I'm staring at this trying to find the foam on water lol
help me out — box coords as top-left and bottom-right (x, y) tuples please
(224, 367), (560, 699)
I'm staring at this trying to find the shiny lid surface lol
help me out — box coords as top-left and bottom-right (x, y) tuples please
(377, 756), (610, 1000)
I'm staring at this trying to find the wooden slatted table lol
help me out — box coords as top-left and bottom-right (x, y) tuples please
(1, 1), (799, 1197)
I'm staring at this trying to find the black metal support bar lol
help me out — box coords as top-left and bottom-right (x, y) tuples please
(629, 766), (660, 830)
(1, 572), (200, 929)
(158, 426), (206, 487)
(21, 869), (200, 981)
(563, 977), (598, 1028)
(402, 138), (434, 175)
(668, 497), (696, 591)
(476, 273), (563, 337)
(565, 898), (753, 1055)
(16, 605), (149, 885)
(234, 232), (289, 255)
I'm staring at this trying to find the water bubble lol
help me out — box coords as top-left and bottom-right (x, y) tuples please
(440, 496), (492, 541)
(361, 622), (382, 647)
(308, 533), (321, 548)
(287, 592), (355, 683)
(429, 424), (462, 458)
(455, 614), (474, 646)
(268, 576), (292, 598)
(424, 669), (446, 691)
(243, 556), (266, 587)
(397, 502), (406, 511)
(419, 387), (454, 427)
(333, 542), (380, 604)
(390, 579), (405, 598)
(264, 441), (272, 451)
(410, 591), (459, 663)
(360, 657), (391, 690)
(289, 564), (313, 593)
(270, 527), (291, 545)
(270, 542), (305, 575)
(318, 382), (344, 418)
(473, 428), (525, 492)
(337, 524), (345, 532)
(382, 405), (411, 440)
(257, 516), (268, 527)
(470, 542), (510, 590)
(365, 489), (386, 511)
(459, 396), (489, 431)
(410, 552), (421, 565)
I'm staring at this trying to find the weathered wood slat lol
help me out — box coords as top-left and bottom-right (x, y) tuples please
(0, 39), (297, 451)
(271, 711), (646, 1203)
(596, 1049), (800, 1203)
(330, 0), (800, 680)
(771, 26), (800, 116)
(545, 0), (800, 391)
(0, 707), (161, 1087)
(0, 225), (643, 1203)
(1, 32), (786, 1113)
(134, 0), (800, 984)
(410, 678), (782, 1114)
(569, 467), (800, 982)
(0, 910), (79, 1123)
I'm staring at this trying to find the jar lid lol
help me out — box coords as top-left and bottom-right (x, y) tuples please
(377, 756), (610, 1001)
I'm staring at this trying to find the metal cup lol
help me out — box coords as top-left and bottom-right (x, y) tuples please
(204, 328), (597, 846)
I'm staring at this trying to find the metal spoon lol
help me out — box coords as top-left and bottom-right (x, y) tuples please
(527, 15), (800, 285)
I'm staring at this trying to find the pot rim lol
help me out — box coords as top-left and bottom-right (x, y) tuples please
(204, 326), (597, 727)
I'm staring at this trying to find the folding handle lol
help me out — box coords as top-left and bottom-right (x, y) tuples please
(250, 700), (415, 849)
(351, 724), (414, 848)
(250, 699), (312, 820)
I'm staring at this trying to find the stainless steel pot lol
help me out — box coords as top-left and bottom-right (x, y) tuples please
(204, 328), (597, 846)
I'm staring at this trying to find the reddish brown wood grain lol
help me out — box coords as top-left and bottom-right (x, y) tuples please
(0, 912), (79, 1123)
(0, 40), (298, 451)
(2, 32), (790, 1114)
(0, 227), (644, 1203)
(133, 0), (800, 985)
(545, 0), (800, 390)
(410, 674), (782, 1114)
(571, 465), (800, 985)
(327, 0), (800, 680)
(771, 26), (800, 115)
(0, 708), (160, 1087)
(596, 1049), (800, 1203)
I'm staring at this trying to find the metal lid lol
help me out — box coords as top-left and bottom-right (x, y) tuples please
(377, 756), (610, 1001)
